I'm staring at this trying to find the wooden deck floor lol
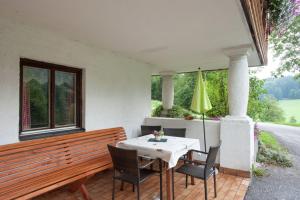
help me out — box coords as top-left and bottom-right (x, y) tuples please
(35, 169), (250, 200)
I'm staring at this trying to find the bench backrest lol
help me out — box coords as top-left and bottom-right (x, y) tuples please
(0, 127), (126, 192)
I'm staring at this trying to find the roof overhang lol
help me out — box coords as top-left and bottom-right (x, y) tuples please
(0, 0), (264, 73)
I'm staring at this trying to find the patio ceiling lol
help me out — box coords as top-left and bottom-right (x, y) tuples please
(0, 0), (261, 73)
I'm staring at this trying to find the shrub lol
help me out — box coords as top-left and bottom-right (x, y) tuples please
(258, 95), (285, 123)
(183, 112), (190, 117)
(152, 104), (163, 117)
(166, 105), (185, 118)
(257, 132), (293, 168)
(289, 116), (297, 123)
(257, 143), (292, 167)
(259, 131), (283, 152)
(252, 165), (267, 177)
(151, 100), (202, 119)
(254, 123), (260, 140)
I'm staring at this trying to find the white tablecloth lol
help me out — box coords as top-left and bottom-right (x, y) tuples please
(117, 135), (201, 168)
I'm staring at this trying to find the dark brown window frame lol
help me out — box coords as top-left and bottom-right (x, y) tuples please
(19, 58), (83, 139)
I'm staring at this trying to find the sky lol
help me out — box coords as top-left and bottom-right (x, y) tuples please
(253, 49), (281, 80)
(254, 46), (296, 80)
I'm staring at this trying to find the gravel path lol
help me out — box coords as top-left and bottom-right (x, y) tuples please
(245, 123), (300, 200)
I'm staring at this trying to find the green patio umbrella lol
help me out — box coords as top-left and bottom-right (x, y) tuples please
(190, 69), (212, 152)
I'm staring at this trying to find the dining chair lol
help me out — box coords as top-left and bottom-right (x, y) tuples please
(163, 128), (186, 137)
(141, 125), (161, 136)
(175, 143), (221, 200)
(107, 145), (163, 200)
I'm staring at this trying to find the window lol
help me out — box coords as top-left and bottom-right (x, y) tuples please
(20, 58), (82, 137)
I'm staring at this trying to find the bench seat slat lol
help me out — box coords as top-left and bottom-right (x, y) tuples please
(0, 127), (126, 200)
(15, 162), (113, 200)
(1, 157), (112, 199)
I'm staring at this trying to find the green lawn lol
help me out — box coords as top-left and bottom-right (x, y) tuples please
(259, 131), (286, 152)
(278, 99), (300, 124)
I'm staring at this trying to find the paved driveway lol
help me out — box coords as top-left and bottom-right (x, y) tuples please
(245, 123), (300, 200)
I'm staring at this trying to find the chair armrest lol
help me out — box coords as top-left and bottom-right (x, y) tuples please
(189, 149), (208, 154)
(182, 158), (207, 166)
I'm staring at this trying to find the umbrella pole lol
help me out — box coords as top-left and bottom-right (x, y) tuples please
(202, 113), (207, 152)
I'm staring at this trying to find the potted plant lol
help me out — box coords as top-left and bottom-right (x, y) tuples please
(153, 130), (164, 141)
(184, 113), (194, 120)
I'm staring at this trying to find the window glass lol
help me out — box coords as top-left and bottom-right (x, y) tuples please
(20, 59), (82, 135)
(22, 66), (50, 130)
(55, 71), (76, 127)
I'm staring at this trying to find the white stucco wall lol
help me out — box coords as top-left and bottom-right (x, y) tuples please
(144, 117), (221, 163)
(220, 116), (254, 171)
(0, 18), (152, 145)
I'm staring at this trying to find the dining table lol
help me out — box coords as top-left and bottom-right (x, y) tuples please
(117, 134), (201, 200)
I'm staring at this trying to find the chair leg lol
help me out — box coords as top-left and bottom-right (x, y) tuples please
(137, 184), (140, 200)
(159, 159), (163, 200)
(184, 157), (188, 189)
(172, 168), (175, 199)
(204, 179), (208, 200)
(185, 175), (188, 188)
(120, 181), (124, 191)
(213, 171), (217, 198)
(132, 184), (135, 192)
(112, 179), (115, 200)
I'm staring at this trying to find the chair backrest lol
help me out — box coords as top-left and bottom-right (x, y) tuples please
(163, 128), (186, 138)
(141, 125), (161, 136)
(107, 145), (139, 179)
(205, 142), (221, 176)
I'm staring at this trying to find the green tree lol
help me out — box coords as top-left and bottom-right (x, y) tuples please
(259, 96), (285, 122)
(268, 0), (297, 32)
(174, 73), (196, 109)
(270, 15), (300, 78)
(289, 116), (297, 123)
(248, 74), (267, 120)
(264, 76), (300, 99)
(206, 71), (228, 117)
(151, 76), (162, 101)
(27, 80), (49, 128)
(151, 70), (285, 122)
(55, 83), (75, 125)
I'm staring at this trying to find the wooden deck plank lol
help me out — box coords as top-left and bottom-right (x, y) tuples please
(34, 169), (250, 200)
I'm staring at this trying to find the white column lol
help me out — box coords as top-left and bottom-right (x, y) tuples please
(160, 71), (175, 110)
(220, 45), (254, 177)
(225, 45), (251, 117)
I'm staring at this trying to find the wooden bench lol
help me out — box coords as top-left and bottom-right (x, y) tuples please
(0, 127), (127, 200)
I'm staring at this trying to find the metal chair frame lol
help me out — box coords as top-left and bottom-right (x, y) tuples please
(108, 145), (163, 200)
(175, 143), (221, 200)
(141, 125), (161, 136)
(163, 128), (186, 138)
